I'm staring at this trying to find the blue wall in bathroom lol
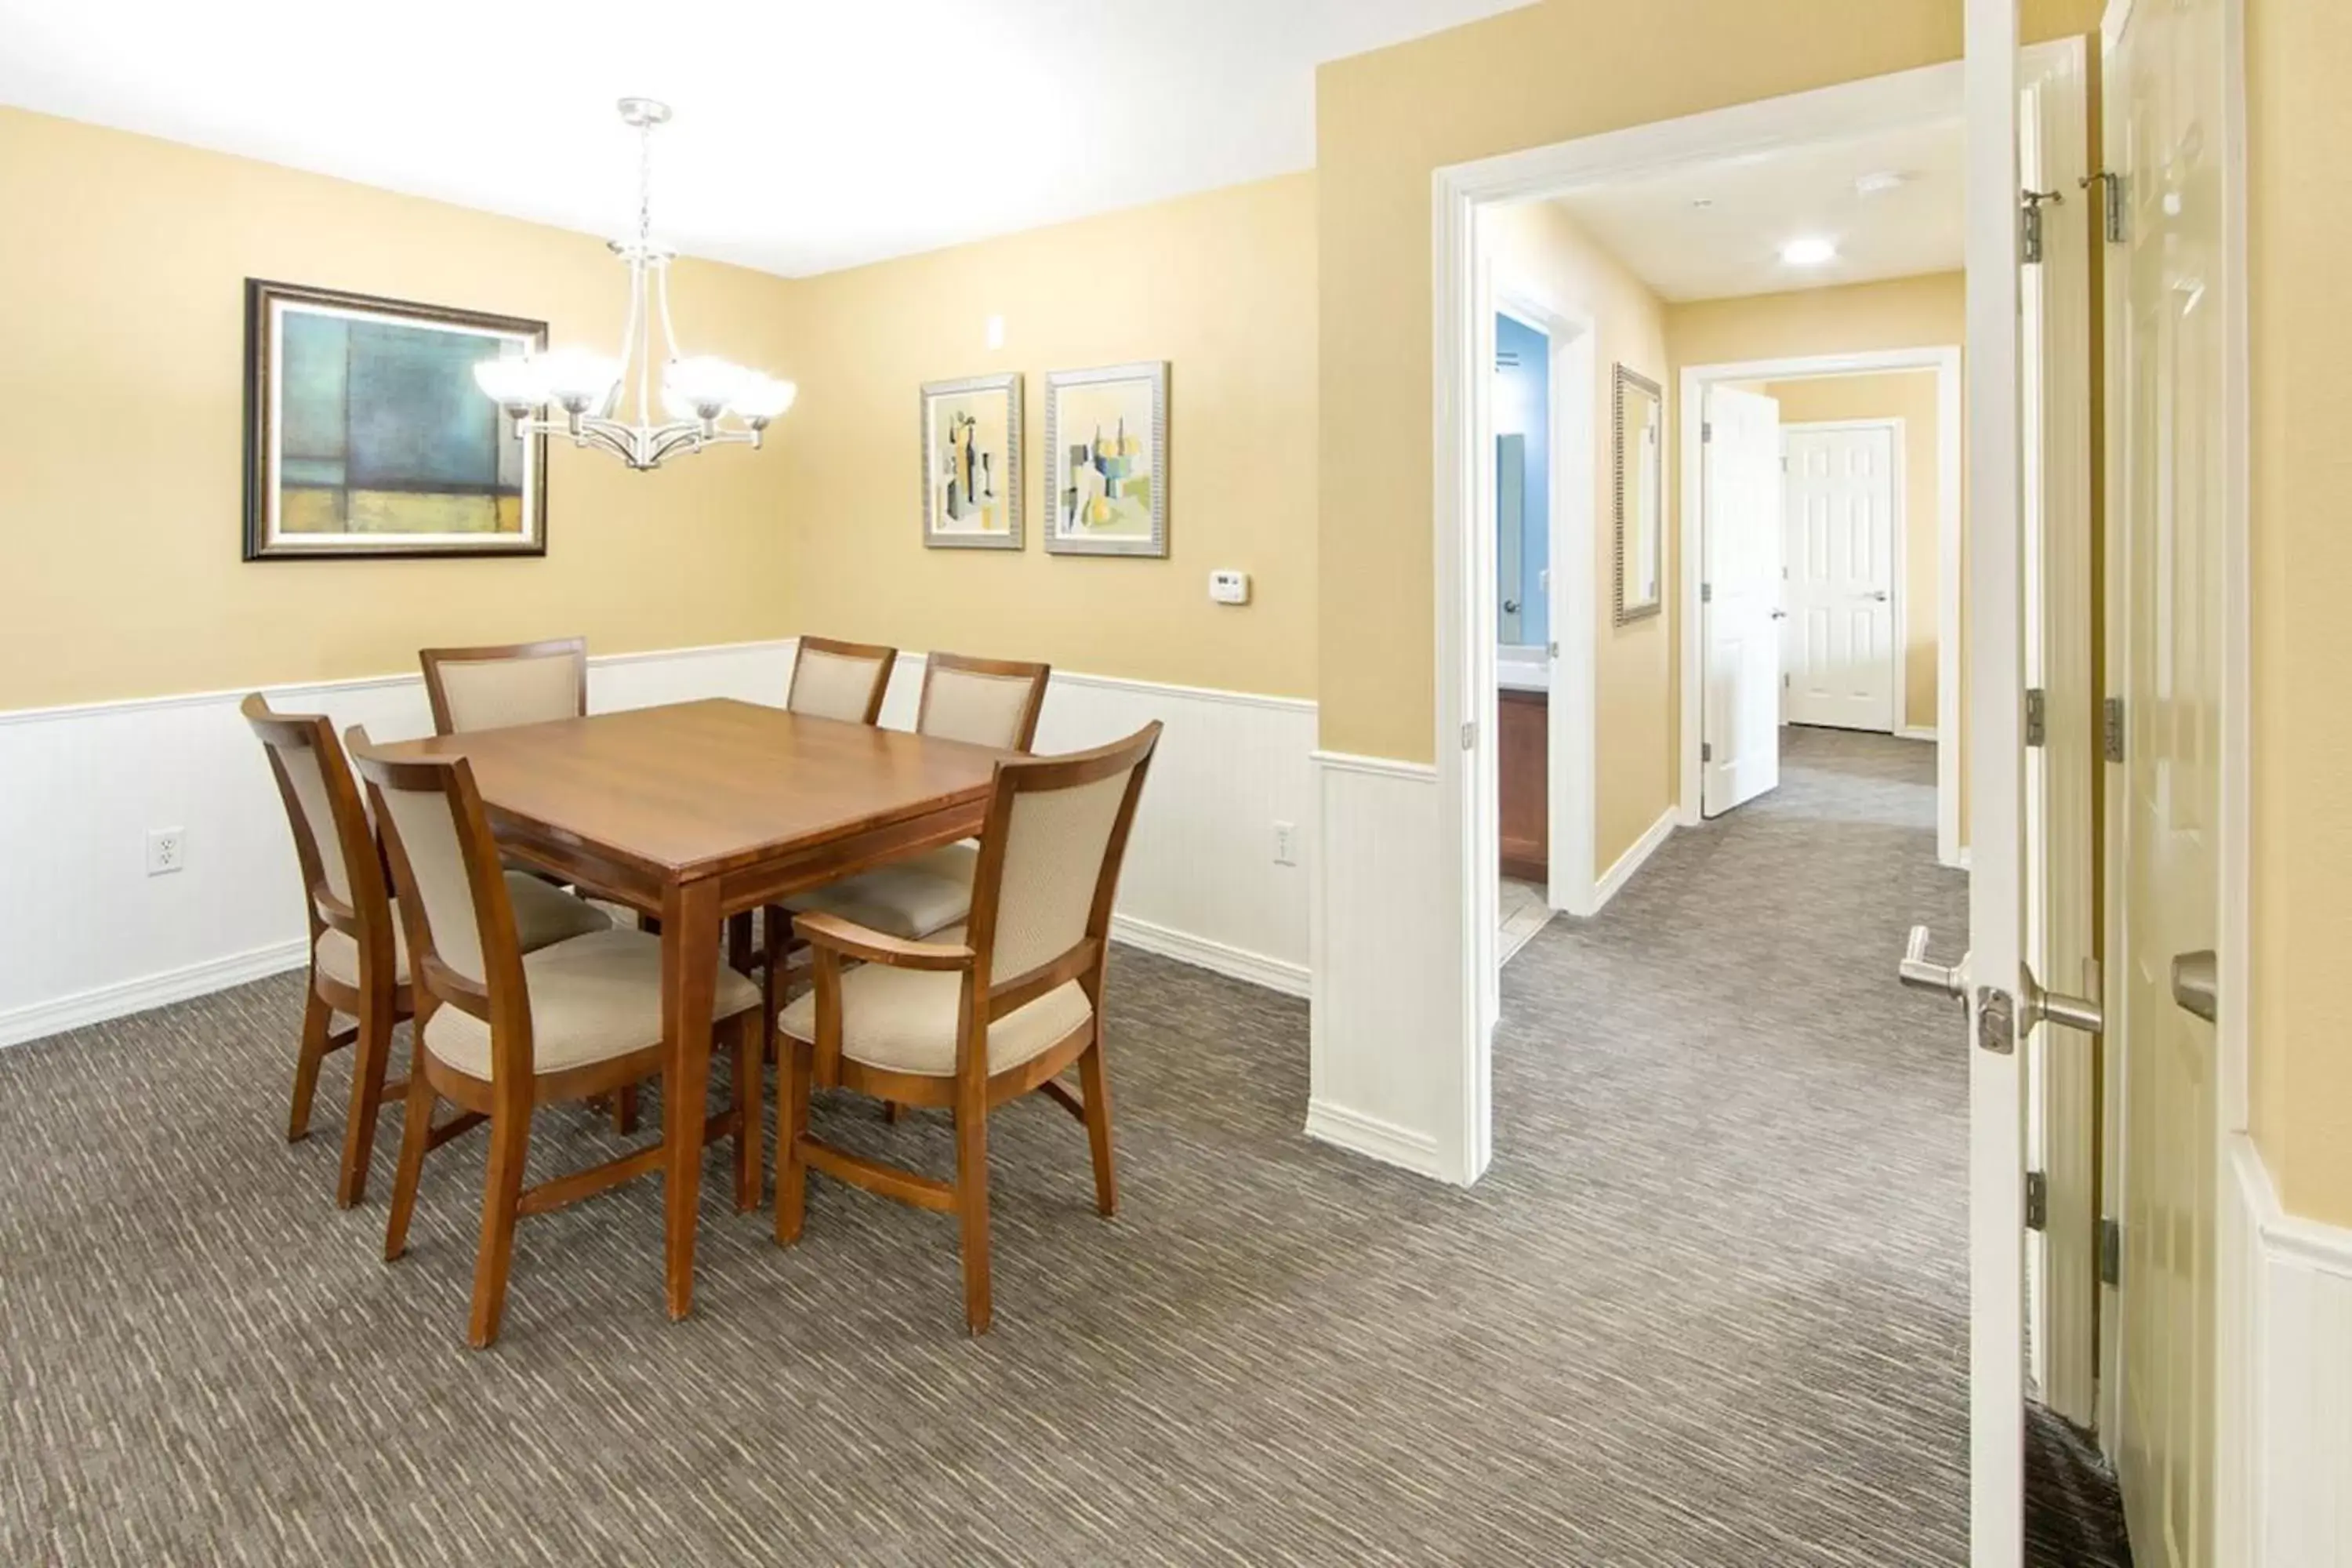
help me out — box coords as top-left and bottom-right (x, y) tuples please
(1495, 312), (1549, 648)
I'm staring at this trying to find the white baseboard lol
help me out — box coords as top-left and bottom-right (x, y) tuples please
(2220, 1132), (2352, 1565)
(1896, 724), (1940, 742)
(1592, 808), (1676, 911)
(1111, 913), (1309, 998)
(0, 638), (1316, 1051)
(1303, 1097), (1447, 1181)
(1, 938), (309, 1051)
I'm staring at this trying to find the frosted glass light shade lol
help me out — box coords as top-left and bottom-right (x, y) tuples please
(473, 355), (547, 409)
(539, 347), (622, 412)
(663, 354), (750, 420)
(735, 376), (797, 423)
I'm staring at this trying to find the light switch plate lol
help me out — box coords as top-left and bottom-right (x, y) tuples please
(1209, 569), (1250, 605)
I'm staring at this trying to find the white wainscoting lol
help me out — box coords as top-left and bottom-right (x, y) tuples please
(1305, 750), (1461, 1183)
(2219, 1134), (2352, 1565)
(874, 652), (1313, 998)
(0, 639), (1313, 1048)
(1592, 808), (1676, 913)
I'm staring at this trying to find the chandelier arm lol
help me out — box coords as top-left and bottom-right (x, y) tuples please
(570, 419), (642, 468)
(612, 250), (644, 423)
(655, 258), (688, 364)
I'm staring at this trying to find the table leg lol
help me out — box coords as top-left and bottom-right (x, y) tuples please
(661, 877), (721, 1320)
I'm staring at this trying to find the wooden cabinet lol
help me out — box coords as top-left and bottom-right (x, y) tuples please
(1498, 686), (1548, 882)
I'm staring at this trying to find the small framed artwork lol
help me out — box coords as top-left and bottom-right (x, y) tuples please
(242, 278), (549, 561)
(921, 372), (1022, 549)
(1045, 361), (1168, 557)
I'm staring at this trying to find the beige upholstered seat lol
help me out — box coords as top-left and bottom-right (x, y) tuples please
(419, 637), (586, 735)
(779, 655), (1047, 945)
(784, 636), (898, 724)
(779, 924), (1088, 1076)
(424, 928), (761, 1080)
(313, 872), (612, 989)
(772, 721), (1160, 1336)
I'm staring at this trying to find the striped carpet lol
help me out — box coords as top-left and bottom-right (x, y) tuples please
(2, 728), (2115, 1565)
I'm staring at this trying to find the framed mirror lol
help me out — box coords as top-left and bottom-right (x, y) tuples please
(1612, 365), (1664, 623)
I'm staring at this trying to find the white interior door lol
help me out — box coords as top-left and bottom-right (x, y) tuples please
(2108, 0), (2224, 1559)
(1700, 384), (1782, 816)
(1781, 423), (1899, 731)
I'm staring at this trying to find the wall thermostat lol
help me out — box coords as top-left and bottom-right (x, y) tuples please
(1209, 569), (1251, 605)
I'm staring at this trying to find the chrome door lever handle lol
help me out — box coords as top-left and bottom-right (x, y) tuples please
(1868, 590), (1890, 601)
(1899, 924), (1968, 1003)
(2171, 949), (2217, 1023)
(2021, 966), (2104, 1036)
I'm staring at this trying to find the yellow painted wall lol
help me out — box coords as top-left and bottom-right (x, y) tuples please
(1315, 1), (2099, 764)
(0, 108), (800, 710)
(1487, 201), (1673, 867)
(1666, 271), (1967, 368)
(773, 175), (1317, 699)
(1764, 371), (1944, 727)
(2247, 0), (2352, 1225)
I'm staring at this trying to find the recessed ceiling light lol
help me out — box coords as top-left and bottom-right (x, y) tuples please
(1780, 236), (1838, 266)
(1855, 169), (1909, 197)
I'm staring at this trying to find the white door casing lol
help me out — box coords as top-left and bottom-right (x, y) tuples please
(1780, 422), (1900, 732)
(2108, 0), (2227, 1559)
(1700, 384), (1783, 817)
(1962, 0), (2029, 1559)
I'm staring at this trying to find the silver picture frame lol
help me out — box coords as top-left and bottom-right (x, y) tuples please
(1044, 361), (1169, 557)
(921, 372), (1023, 550)
(1612, 363), (1665, 624)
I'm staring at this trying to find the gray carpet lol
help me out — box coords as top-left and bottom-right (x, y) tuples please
(2, 727), (2074, 1566)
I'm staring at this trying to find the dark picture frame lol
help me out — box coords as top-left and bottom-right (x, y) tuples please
(241, 278), (550, 561)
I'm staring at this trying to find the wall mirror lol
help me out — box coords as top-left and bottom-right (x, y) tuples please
(1613, 365), (1664, 624)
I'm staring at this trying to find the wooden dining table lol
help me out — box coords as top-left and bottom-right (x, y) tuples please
(375, 696), (1008, 1319)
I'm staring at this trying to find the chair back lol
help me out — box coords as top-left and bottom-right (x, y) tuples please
(916, 652), (1050, 751)
(786, 636), (897, 724)
(419, 637), (586, 735)
(966, 724), (1160, 995)
(346, 727), (532, 1078)
(241, 694), (390, 958)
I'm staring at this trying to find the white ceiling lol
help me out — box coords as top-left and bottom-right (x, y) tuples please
(1548, 115), (1965, 303)
(0, 0), (1532, 278)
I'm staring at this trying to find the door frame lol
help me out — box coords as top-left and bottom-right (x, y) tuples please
(1493, 286), (1601, 919)
(1772, 415), (1907, 735)
(1681, 350), (1962, 864)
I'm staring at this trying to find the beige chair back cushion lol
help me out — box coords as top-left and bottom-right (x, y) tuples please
(921, 666), (1040, 750)
(437, 653), (579, 732)
(790, 648), (887, 722)
(265, 737), (355, 913)
(376, 784), (490, 986)
(986, 766), (1135, 979)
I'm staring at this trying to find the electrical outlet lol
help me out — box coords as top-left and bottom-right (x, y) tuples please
(1272, 820), (1298, 866)
(146, 827), (186, 877)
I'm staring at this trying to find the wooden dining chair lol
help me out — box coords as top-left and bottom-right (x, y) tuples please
(783, 635), (897, 724)
(774, 721), (1160, 1334)
(419, 637), (588, 735)
(761, 652), (1051, 1031)
(347, 726), (766, 1349)
(242, 695), (612, 1208)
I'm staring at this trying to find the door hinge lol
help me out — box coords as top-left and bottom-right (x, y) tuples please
(1783, 673), (1791, 690)
(1700, 581), (1713, 604)
(2082, 169), (2129, 244)
(2024, 1171), (2049, 1232)
(1700, 741), (1714, 764)
(2024, 687), (2047, 748)
(2020, 187), (2063, 266)
(1461, 720), (1476, 752)
(1701, 420), (1713, 443)
(1780, 454), (1789, 472)
(2102, 695), (2126, 762)
(2099, 1218), (2122, 1287)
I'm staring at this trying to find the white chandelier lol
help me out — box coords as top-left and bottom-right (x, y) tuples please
(474, 97), (794, 470)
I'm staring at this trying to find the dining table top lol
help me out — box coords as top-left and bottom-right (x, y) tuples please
(373, 697), (1008, 880)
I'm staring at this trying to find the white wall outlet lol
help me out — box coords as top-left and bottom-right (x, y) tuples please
(1272, 820), (1298, 866)
(146, 826), (186, 877)
(1209, 569), (1251, 605)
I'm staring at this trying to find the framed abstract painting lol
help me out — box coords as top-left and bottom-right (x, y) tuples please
(920, 372), (1022, 549)
(1044, 361), (1168, 557)
(242, 279), (549, 561)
